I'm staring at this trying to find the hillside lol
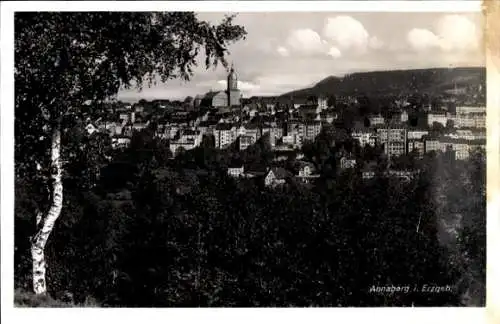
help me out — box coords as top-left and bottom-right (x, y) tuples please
(280, 67), (486, 99)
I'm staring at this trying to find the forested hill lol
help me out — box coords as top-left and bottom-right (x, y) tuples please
(280, 67), (486, 98)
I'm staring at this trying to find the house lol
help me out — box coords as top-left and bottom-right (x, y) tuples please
(407, 140), (425, 158)
(227, 166), (244, 178)
(400, 111), (409, 122)
(361, 162), (378, 180)
(132, 122), (148, 132)
(386, 169), (418, 181)
(340, 156), (357, 169)
(294, 161), (320, 184)
(368, 114), (385, 126)
(85, 123), (98, 135)
(239, 135), (255, 151)
(264, 167), (290, 187)
(111, 136), (131, 149)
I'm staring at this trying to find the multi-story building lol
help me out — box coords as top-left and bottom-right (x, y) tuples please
(377, 125), (407, 157)
(239, 135), (255, 151)
(262, 124), (283, 147)
(214, 123), (237, 148)
(179, 129), (203, 147)
(351, 129), (376, 147)
(427, 112), (448, 127)
(303, 120), (322, 142)
(407, 129), (429, 140)
(451, 112), (486, 129)
(470, 113), (486, 128)
(386, 141), (406, 157)
(169, 129), (203, 155)
(241, 124), (262, 143)
(318, 97), (328, 111)
(424, 137), (440, 153)
(407, 140), (425, 158)
(169, 138), (197, 155)
(445, 129), (486, 141)
(456, 106), (486, 114)
(369, 114), (385, 126)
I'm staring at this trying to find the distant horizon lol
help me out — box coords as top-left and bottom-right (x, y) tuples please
(117, 11), (483, 103)
(117, 65), (486, 103)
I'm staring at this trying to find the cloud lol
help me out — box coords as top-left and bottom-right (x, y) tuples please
(285, 28), (328, 55)
(407, 15), (480, 53)
(276, 46), (290, 57)
(217, 80), (260, 92)
(436, 14), (479, 51)
(327, 46), (342, 58)
(407, 28), (440, 51)
(322, 16), (372, 54)
(369, 36), (384, 50)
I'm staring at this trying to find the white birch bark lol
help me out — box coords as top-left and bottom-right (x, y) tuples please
(31, 125), (64, 295)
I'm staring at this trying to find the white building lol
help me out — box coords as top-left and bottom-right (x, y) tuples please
(351, 130), (376, 147)
(318, 97), (328, 111)
(400, 111), (409, 123)
(369, 114), (385, 126)
(451, 113), (486, 129)
(214, 124), (237, 148)
(456, 106), (486, 114)
(407, 130), (429, 140)
(227, 166), (244, 178)
(445, 129), (486, 141)
(427, 113), (448, 127)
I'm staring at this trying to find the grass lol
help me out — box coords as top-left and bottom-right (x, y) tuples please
(14, 289), (100, 308)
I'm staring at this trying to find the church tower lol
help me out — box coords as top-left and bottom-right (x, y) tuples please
(226, 63), (241, 107)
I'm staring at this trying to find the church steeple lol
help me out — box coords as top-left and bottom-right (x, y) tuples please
(226, 62), (241, 108)
(227, 62), (238, 91)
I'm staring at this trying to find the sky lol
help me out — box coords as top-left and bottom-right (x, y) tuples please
(117, 11), (484, 102)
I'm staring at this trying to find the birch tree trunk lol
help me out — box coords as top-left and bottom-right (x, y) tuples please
(31, 125), (64, 295)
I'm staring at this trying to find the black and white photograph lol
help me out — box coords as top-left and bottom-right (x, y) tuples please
(1, 0), (498, 321)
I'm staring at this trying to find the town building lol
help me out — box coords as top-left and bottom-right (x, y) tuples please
(424, 137), (440, 153)
(351, 128), (376, 147)
(214, 123), (237, 149)
(407, 129), (429, 140)
(369, 114), (385, 126)
(407, 140), (425, 158)
(376, 124), (407, 157)
(456, 106), (486, 114)
(239, 135), (255, 151)
(264, 167), (290, 187)
(227, 166), (245, 178)
(340, 156), (357, 169)
(427, 112), (448, 127)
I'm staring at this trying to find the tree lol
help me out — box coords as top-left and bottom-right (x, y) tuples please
(327, 95), (336, 108)
(445, 119), (454, 130)
(15, 12), (246, 295)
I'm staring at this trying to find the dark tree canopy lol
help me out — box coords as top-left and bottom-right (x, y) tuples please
(15, 12), (246, 177)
